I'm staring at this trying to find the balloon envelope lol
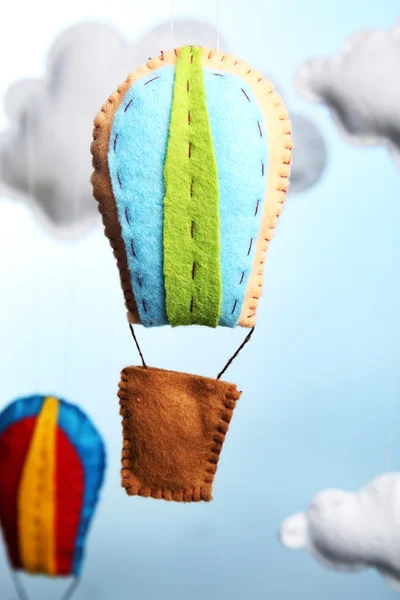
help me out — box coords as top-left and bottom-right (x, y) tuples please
(0, 395), (106, 577)
(92, 46), (292, 329)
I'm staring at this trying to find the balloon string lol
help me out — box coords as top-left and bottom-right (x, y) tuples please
(387, 382), (396, 472)
(217, 327), (255, 380)
(129, 323), (147, 368)
(58, 577), (81, 600)
(216, 0), (220, 52)
(10, 571), (29, 600)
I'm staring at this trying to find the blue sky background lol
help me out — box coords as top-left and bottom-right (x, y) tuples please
(0, 1), (400, 598)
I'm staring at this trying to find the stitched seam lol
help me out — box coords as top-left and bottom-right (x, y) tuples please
(111, 75), (162, 327)
(211, 74), (266, 321)
(201, 49), (291, 326)
(203, 385), (240, 488)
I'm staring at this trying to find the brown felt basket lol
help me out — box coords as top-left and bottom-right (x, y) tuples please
(118, 366), (241, 502)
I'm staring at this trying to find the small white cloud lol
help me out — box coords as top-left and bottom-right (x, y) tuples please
(0, 19), (228, 238)
(289, 113), (327, 193)
(295, 21), (400, 166)
(280, 474), (400, 593)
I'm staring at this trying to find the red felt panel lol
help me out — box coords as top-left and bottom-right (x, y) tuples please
(54, 428), (84, 575)
(0, 417), (37, 569)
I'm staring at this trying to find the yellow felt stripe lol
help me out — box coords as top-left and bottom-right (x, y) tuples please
(18, 397), (59, 575)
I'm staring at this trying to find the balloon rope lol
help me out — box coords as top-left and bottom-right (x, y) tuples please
(58, 577), (81, 600)
(129, 323), (147, 368)
(217, 327), (255, 380)
(10, 571), (29, 600)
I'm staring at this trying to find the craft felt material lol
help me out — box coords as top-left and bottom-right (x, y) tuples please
(119, 366), (241, 502)
(91, 46), (292, 503)
(204, 69), (268, 326)
(108, 66), (175, 327)
(0, 396), (106, 576)
(163, 45), (221, 327)
(18, 397), (58, 574)
(92, 46), (292, 329)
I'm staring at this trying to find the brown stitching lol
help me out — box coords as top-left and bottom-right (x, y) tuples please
(239, 271), (245, 284)
(191, 221), (194, 238)
(187, 80), (190, 92)
(144, 76), (160, 85)
(192, 262), (196, 279)
(124, 99), (133, 112)
(190, 297), (194, 312)
(247, 238), (253, 256)
(188, 142), (192, 158)
(241, 88), (251, 102)
(190, 181), (194, 197)
(188, 110), (191, 125)
(203, 386), (240, 487)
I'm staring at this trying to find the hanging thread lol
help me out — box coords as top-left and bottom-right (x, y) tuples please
(129, 323), (148, 368)
(170, 0), (175, 49)
(387, 381), (396, 472)
(10, 571), (29, 600)
(217, 327), (255, 380)
(59, 577), (81, 600)
(216, 0), (220, 52)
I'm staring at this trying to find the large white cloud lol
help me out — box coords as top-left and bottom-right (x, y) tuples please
(280, 474), (400, 593)
(295, 21), (400, 166)
(0, 20), (326, 238)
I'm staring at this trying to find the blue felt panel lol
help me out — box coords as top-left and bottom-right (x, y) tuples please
(58, 401), (106, 575)
(108, 66), (175, 327)
(204, 68), (268, 327)
(0, 395), (44, 437)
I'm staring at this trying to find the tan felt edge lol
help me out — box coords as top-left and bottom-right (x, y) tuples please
(91, 47), (292, 327)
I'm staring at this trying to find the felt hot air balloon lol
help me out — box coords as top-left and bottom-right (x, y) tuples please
(91, 45), (291, 502)
(0, 395), (106, 599)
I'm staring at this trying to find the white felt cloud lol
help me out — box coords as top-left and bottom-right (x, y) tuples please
(295, 21), (400, 166)
(0, 20), (228, 238)
(280, 474), (400, 593)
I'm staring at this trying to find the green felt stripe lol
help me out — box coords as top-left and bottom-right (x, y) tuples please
(163, 46), (221, 327)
